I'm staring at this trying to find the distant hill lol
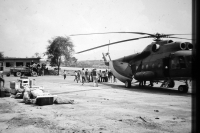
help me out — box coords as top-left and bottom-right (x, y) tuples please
(40, 59), (108, 69)
(75, 60), (108, 69)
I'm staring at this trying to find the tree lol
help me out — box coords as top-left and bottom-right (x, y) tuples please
(45, 36), (74, 75)
(64, 57), (78, 66)
(0, 52), (4, 58)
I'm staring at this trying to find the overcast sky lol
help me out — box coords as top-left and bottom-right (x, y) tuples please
(0, 0), (192, 61)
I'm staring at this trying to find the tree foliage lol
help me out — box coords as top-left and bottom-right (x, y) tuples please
(64, 57), (78, 66)
(46, 36), (74, 74)
(0, 52), (4, 58)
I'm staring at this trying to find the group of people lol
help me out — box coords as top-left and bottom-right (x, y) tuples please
(139, 80), (153, 87)
(30, 63), (46, 76)
(63, 68), (117, 87)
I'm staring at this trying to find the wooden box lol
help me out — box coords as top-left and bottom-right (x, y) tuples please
(0, 90), (5, 97)
(35, 96), (54, 106)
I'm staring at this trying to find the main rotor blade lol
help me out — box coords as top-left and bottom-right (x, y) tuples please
(70, 32), (154, 36)
(166, 36), (192, 40)
(165, 34), (191, 36)
(76, 36), (151, 54)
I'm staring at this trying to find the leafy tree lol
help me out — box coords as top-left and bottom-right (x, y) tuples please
(0, 52), (4, 58)
(64, 56), (78, 66)
(45, 36), (74, 75)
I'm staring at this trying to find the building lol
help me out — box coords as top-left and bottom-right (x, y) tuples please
(0, 57), (40, 73)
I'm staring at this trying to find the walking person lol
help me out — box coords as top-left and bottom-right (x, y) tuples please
(63, 70), (67, 80)
(85, 69), (89, 83)
(92, 68), (98, 87)
(81, 68), (86, 85)
(101, 71), (105, 82)
(109, 71), (113, 83)
(0, 71), (5, 88)
(74, 71), (78, 83)
(113, 75), (117, 83)
(108, 70), (112, 82)
(99, 70), (102, 82)
(105, 69), (108, 82)
(77, 70), (81, 83)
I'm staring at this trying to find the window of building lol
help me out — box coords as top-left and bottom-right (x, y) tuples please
(0, 62), (3, 71)
(6, 62), (14, 67)
(16, 62), (24, 67)
(26, 62), (31, 67)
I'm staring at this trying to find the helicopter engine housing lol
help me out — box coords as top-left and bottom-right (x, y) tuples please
(180, 42), (186, 50)
(185, 42), (193, 50)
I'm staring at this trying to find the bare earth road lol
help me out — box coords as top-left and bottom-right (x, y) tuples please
(0, 76), (192, 133)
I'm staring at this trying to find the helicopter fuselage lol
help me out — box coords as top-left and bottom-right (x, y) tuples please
(108, 40), (192, 84)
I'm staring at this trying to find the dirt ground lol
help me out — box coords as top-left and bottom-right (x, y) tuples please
(0, 75), (192, 133)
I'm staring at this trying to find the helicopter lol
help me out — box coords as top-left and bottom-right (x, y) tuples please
(70, 32), (193, 93)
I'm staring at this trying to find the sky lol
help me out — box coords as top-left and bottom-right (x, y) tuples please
(0, 0), (192, 61)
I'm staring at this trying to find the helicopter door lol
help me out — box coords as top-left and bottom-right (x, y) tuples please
(169, 56), (189, 77)
(163, 57), (170, 77)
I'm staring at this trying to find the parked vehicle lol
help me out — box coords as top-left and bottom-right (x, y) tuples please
(8, 67), (38, 77)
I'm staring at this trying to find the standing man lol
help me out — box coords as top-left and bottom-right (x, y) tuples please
(85, 69), (89, 83)
(63, 70), (67, 80)
(92, 68), (98, 87)
(74, 71), (78, 83)
(77, 70), (81, 83)
(99, 70), (102, 82)
(0, 71), (4, 88)
(81, 68), (86, 85)
(105, 69), (108, 82)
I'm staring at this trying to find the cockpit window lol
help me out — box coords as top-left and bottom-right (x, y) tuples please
(171, 56), (186, 69)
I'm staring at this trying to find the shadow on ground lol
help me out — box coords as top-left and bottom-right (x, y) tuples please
(52, 81), (192, 97)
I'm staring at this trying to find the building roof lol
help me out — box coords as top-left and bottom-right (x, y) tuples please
(0, 57), (41, 61)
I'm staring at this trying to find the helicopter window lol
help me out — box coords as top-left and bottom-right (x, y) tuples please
(171, 56), (186, 69)
(179, 56), (186, 69)
(152, 64), (154, 68)
(146, 64), (148, 69)
(171, 59), (176, 69)
(136, 66), (138, 70)
(171, 57), (180, 69)
(152, 44), (160, 52)
(142, 65), (144, 69)
(168, 40), (173, 43)
(185, 56), (192, 68)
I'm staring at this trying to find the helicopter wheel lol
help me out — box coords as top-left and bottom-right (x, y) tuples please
(125, 80), (131, 88)
(178, 85), (188, 93)
(16, 72), (21, 77)
(32, 71), (38, 77)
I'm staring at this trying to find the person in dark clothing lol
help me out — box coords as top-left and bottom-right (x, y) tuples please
(92, 69), (98, 87)
(81, 68), (86, 85)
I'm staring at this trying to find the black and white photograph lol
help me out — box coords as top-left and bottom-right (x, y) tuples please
(0, 0), (195, 132)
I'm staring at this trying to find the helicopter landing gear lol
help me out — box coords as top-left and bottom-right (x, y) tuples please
(125, 80), (131, 88)
(178, 85), (188, 93)
(178, 80), (189, 93)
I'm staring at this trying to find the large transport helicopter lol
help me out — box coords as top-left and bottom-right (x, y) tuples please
(70, 32), (193, 93)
